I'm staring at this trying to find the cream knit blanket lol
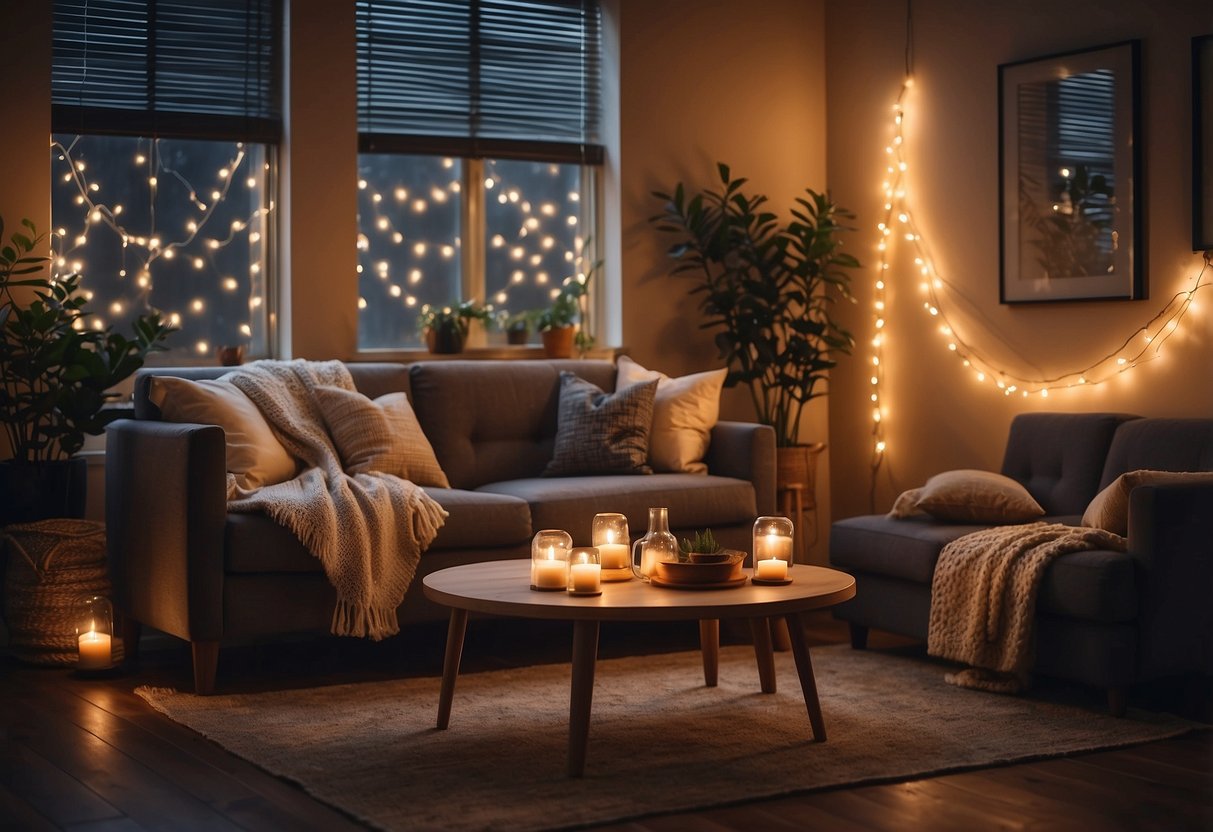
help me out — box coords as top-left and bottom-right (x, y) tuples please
(225, 360), (446, 640)
(927, 522), (1125, 693)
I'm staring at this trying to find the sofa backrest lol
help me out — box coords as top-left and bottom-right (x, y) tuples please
(1098, 418), (1213, 488)
(408, 359), (617, 488)
(1000, 412), (1140, 515)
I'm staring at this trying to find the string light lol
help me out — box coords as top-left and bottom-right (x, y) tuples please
(869, 77), (1211, 476)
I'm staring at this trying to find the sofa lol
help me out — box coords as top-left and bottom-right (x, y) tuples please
(106, 359), (776, 693)
(829, 412), (1213, 714)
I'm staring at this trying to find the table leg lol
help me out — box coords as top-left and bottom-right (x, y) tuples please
(784, 611), (827, 742)
(750, 617), (777, 694)
(699, 619), (720, 687)
(771, 617), (792, 652)
(569, 619), (600, 778)
(436, 608), (468, 730)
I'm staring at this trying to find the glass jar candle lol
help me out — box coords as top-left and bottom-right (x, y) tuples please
(567, 547), (602, 596)
(752, 515), (794, 583)
(592, 512), (631, 581)
(632, 507), (678, 581)
(531, 529), (572, 591)
(75, 594), (115, 671)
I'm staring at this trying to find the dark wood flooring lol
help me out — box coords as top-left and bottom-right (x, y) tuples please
(1, 612), (1209, 831)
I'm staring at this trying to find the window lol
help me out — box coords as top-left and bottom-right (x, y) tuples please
(51, 0), (281, 362)
(356, 0), (602, 350)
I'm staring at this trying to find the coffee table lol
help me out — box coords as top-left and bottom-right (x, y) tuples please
(422, 560), (856, 776)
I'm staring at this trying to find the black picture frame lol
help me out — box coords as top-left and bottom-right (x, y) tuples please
(999, 40), (1144, 303)
(1194, 34), (1213, 251)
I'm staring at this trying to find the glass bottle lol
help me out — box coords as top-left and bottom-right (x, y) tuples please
(632, 507), (678, 581)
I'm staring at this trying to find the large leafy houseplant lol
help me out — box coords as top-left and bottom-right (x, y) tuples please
(1, 217), (173, 521)
(651, 164), (860, 448)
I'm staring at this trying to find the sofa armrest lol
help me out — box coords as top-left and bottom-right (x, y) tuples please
(704, 421), (777, 514)
(1126, 482), (1213, 680)
(105, 419), (227, 641)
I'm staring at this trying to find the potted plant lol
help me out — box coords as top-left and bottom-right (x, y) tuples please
(418, 299), (493, 354)
(499, 308), (539, 346)
(537, 263), (596, 358)
(0, 217), (174, 526)
(650, 163), (860, 494)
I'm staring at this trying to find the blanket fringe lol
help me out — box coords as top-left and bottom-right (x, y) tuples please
(944, 668), (1025, 694)
(333, 600), (400, 641)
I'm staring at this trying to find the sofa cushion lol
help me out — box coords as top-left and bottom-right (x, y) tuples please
(1083, 469), (1213, 536)
(408, 360), (618, 489)
(830, 514), (986, 584)
(150, 376), (297, 492)
(225, 488), (531, 572)
(478, 474), (756, 545)
(423, 487), (532, 550)
(911, 469), (1045, 524)
(1037, 548), (1137, 622)
(1000, 412), (1139, 515)
(616, 356), (726, 474)
(544, 373), (658, 476)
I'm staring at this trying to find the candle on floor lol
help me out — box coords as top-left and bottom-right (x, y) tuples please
(78, 629), (112, 670)
(755, 558), (788, 581)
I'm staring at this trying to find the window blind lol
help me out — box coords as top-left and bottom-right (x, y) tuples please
(52, 0), (281, 142)
(357, 0), (603, 163)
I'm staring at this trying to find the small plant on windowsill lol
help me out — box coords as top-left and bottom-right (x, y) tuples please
(0, 216), (175, 524)
(417, 299), (493, 355)
(537, 261), (597, 358)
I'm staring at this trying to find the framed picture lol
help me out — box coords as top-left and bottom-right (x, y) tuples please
(1195, 34), (1213, 251)
(999, 40), (1143, 303)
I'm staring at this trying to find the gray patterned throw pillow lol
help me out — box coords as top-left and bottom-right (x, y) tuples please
(543, 372), (658, 476)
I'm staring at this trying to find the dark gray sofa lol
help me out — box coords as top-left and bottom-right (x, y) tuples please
(829, 412), (1213, 714)
(107, 359), (776, 693)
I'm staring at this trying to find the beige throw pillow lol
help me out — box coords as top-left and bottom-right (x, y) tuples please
(887, 487), (927, 518)
(149, 376), (297, 491)
(1082, 469), (1213, 537)
(313, 386), (450, 488)
(616, 355), (726, 474)
(913, 469), (1045, 524)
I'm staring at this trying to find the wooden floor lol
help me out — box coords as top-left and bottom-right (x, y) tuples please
(1, 612), (1209, 831)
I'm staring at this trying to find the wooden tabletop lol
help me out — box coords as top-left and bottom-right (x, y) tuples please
(422, 560), (856, 622)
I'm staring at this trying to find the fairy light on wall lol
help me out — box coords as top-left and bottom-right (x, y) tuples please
(869, 76), (1211, 475)
(51, 136), (272, 357)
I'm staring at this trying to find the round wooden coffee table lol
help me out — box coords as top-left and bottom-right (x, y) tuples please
(422, 560), (856, 777)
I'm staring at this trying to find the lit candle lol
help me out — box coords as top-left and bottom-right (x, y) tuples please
(755, 558), (788, 581)
(532, 547), (568, 590)
(754, 533), (793, 563)
(597, 539), (629, 571)
(78, 629), (111, 670)
(569, 562), (601, 594)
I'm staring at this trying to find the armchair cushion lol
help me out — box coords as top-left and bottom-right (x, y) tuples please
(1083, 469), (1213, 536)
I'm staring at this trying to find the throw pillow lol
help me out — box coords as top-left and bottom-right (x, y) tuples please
(887, 487), (927, 518)
(313, 386), (450, 488)
(543, 372), (658, 477)
(1082, 469), (1213, 537)
(913, 469), (1045, 523)
(149, 376), (297, 491)
(615, 355), (726, 474)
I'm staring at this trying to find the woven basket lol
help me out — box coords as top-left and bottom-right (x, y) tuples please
(2, 519), (122, 666)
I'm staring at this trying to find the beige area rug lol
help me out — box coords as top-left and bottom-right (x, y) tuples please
(136, 645), (1199, 831)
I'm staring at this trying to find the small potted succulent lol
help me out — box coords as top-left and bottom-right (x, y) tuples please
(654, 528), (745, 584)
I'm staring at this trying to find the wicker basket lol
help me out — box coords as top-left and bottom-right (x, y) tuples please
(2, 519), (123, 666)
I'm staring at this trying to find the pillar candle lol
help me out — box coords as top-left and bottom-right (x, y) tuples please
(596, 543), (629, 570)
(532, 558), (568, 590)
(755, 558), (788, 581)
(78, 630), (111, 670)
(569, 562), (601, 593)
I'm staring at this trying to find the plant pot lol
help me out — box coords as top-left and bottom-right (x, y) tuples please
(425, 326), (465, 355)
(541, 326), (575, 358)
(506, 326), (530, 346)
(0, 458), (88, 528)
(775, 442), (825, 493)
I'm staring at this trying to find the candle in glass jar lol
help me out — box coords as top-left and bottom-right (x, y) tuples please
(569, 562), (601, 593)
(755, 558), (788, 581)
(754, 533), (793, 563)
(78, 629), (111, 670)
(597, 542), (629, 570)
(533, 547), (568, 590)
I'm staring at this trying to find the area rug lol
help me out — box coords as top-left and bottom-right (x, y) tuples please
(136, 645), (1199, 831)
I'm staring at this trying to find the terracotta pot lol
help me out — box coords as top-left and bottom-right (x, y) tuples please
(540, 326), (575, 358)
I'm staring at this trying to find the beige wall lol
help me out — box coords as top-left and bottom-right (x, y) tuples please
(825, 0), (1213, 525)
(616, 0), (832, 559)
